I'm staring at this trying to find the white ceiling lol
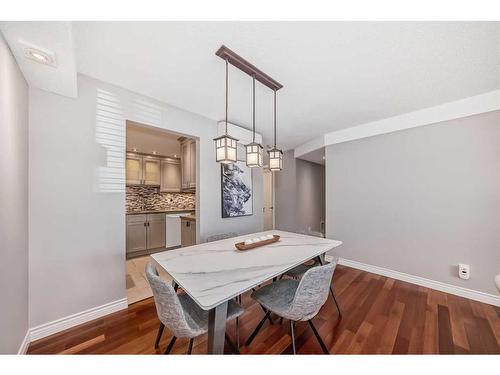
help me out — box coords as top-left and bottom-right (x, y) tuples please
(0, 21), (77, 97)
(4, 22), (500, 151)
(126, 121), (183, 158)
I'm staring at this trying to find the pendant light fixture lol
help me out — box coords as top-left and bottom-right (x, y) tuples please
(268, 89), (283, 171)
(214, 58), (238, 164)
(245, 74), (263, 168)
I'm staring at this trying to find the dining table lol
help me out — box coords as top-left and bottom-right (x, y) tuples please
(151, 230), (342, 354)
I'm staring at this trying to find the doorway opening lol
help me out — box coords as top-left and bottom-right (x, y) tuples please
(263, 168), (275, 230)
(124, 120), (198, 305)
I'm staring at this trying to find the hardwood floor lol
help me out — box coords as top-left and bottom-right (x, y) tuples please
(27, 265), (500, 354)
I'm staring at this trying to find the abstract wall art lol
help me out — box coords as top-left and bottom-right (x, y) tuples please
(221, 161), (253, 218)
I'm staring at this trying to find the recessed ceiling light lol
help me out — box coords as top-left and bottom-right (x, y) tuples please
(152, 151), (158, 155)
(19, 40), (57, 67)
(322, 156), (326, 160)
(132, 148), (138, 152)
(173, 154), (178, 158)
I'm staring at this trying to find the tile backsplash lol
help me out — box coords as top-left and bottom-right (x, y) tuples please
(126, 186), (195, 212)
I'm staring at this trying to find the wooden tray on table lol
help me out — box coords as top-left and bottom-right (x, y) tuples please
(235, 235), (280, 251)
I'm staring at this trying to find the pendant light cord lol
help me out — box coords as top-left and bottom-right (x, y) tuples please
(252, 74), (256, 143)
(225, 58), (228, 136)
(274, 89), (277, 148)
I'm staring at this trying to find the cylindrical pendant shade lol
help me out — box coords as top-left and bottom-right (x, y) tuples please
(214, 135), (238, 164)
(245, 142), (263, 168)
(268, 148), (283, 171)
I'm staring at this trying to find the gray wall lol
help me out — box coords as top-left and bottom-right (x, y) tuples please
(0, 35), (29, 353)
(275, 151), (297, 232)
(28, 74), (263, 328)
(326, 111), (500, 295)
(275, 150), (325, 233)
(296, 158), (325, 233)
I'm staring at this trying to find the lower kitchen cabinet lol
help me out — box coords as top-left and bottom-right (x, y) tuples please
(181, 218), (196, 247)
(146, 213), (166, 249)
(126, 214), (147, 254)
(126, 213), (166, 258)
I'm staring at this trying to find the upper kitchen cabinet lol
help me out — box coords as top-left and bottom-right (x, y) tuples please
(189, 140), (196, 189)
(160, 159), (181, 192)
(181, 138), (196, 190)
(126, 153), (143, 185)
(142, 157), (161, 185)
(126, 153), (161, 186)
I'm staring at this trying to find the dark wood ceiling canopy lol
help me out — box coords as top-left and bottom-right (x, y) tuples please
(216, 45), (283, 91)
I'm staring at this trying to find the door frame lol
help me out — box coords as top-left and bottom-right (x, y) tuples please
(262, 165), (275, 230)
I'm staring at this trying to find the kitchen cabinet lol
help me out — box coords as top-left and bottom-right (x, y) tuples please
(160, 159), (181, 192)
(125, 153), (161, 186)
(146, 213), (166, 249)
(181, 217), (196, 247)
(143, 157), (161, 185)
(126, 213), (166, 258)
(181, 139), (196, 190)
(188, 140), (196, 189)
(125, 154), (143, 185)
(126, 214), (147, 255)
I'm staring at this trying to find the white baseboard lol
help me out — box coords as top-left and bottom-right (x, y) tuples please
(326, 256), (500, 307)
(29, 298), (128, 343)
(17, 330), (31, 354)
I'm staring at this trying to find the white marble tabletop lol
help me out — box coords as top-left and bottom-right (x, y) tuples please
(151, 230), (342, 310)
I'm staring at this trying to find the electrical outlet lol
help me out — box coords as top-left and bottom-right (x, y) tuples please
(458, 264), (470, 280)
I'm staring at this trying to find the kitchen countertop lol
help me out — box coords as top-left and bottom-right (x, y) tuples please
(126, 209), (195, 215)
(180, 214), (196, 222)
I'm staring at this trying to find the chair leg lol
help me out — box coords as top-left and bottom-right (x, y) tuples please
(308, 320), (329, 354)
(329, 286), (342, 317)
(245, 310), (271, 346)
(289, 321), (296, 354)
(259, 305), (274, 325)
(236, 316), (240, 351)
(154, 323), (165, 349)
(187, 338), (194, 354)
(225, 333), (240, 354)
(164, 336), (177, 354)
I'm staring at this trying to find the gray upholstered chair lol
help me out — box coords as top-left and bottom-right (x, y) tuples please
(282, 235), (341, 317)
(206, 232), (238, 242)
(281, 256), (342, 317)
(145, 261), (244, 354)
(282, 230), (323, 279)
(245, 259), (338, 354)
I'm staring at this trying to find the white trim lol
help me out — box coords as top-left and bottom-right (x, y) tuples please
(330, 257), (500, 307)
(29, 298), (127, 342)
(293, 90), (500, 155)
(294, 135), (325, 158)
(17, 330), (30, 354)
(325, 90), (500, 145)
